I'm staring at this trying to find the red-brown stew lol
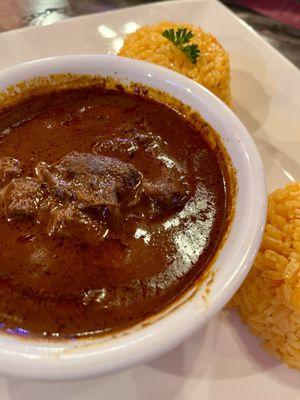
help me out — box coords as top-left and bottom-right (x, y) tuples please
(0, 86), (228, 338)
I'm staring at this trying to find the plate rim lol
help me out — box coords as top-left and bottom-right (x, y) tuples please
(0, 0), (298, 74)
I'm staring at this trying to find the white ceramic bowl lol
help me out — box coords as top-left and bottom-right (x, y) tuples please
(0, 55), (266, 380)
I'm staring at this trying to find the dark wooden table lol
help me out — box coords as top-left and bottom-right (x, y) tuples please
(0, 0), (299, 68)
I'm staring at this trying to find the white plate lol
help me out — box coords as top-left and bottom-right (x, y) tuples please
(0, 0), (299, 397)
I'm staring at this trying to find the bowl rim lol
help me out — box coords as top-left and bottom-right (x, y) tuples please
(0, 54), (267, 380)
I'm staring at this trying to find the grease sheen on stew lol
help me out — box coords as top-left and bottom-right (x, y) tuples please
(0, 86), (227, 338)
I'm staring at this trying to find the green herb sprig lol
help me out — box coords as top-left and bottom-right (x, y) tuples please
(162, 28), (200, 64)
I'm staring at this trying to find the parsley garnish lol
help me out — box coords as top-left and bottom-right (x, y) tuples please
(162, 28), (200, 64)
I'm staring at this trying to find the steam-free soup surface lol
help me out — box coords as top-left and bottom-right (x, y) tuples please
(0, 86), (227, 338)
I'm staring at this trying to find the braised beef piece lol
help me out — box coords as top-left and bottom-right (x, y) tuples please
(94, 133), (189, 212)
(47, 204), (109, 242)
(94, 133), (163, 158)
(1, 153), (143, 242)
(0, 157), (22, 187)
(143, 180), (189, 212)
(2, 178), (45, 219)
(1, 149), (190, 243)
(39, 152), (143, 241)
(36, 152), (143, 208)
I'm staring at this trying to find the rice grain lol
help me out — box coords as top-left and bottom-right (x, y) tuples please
(118, 21), (231, 106)
(233, 182), (300, 370)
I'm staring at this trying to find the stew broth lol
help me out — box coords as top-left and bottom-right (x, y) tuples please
(0, 86), (228, 338)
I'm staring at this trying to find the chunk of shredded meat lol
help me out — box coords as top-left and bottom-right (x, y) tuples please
(1, 149), (190, 243)
(47, 204), (109, 242)
(0, 157), (22, 187)
(36, 152), (143, 208)
(94, 133), (190, 212)
(2, 178), (45, 219)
